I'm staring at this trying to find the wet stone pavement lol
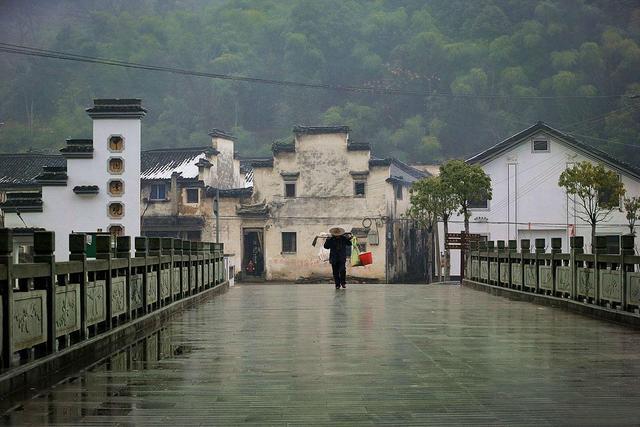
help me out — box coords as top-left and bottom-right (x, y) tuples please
(3, 283), (640, 426)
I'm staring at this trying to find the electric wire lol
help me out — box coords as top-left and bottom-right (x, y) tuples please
(0, 42), (634, 100)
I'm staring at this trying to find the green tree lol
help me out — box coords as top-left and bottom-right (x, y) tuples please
(623, 196), (640, 235)
(558, 161), (626, 251)
(439, 160), (492, 234)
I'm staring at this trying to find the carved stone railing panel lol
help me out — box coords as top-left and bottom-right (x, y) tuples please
(130, 273), (144, 311)
(577, 268), (596, 298)
(499, 263), (509, 285)
(111, 277), (127, 317)
(539, 266), (553, 291)
(13, 290), (47, 351)
(204, 264), (209, 286)
(172, 267), (181, 296)
(197, 265), (203, 288)
(189, 266), (196, 291)
(626, 272), (640, 306)
(181, 267), (188, 294)
(471, 260), (479, 279)
(480, 261), (489, 280)
(511, 264), (522, 286)
(524, 265), (537, 288)
(160, 269), (170, 299)
(86, 280), (106, 326)
(599, 269), (623, 303)
(147, 271), (158, 305)
(555, 266), (572, 294)
(55, 283), (80, 337)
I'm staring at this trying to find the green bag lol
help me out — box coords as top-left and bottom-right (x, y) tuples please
(350, 236), (362, 267)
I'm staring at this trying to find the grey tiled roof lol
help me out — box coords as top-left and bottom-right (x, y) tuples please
(141, 147), (218, 180)
(0, 154), (66, 188)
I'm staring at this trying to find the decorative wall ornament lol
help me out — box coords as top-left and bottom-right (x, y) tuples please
(108, 180), (125, 196)
(108, 135), (124, 152)
(108, 202), (124, 219)
(108, 157), (124, 174)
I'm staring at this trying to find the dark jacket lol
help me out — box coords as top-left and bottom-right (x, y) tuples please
(324, 235), (352, 265)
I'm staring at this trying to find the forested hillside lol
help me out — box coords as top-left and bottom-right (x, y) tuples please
(1, 0), (639, 163)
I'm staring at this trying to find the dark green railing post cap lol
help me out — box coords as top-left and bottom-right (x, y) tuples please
(183, 240), (191, 253)
(551, 238), (562, 254)
(497, 240), (505, 252)
(478, 240), (487, 251)
(135, 236), (148, 252)
(161, 237), (173, 252)
(487, 241), (495, 251)
(508, 240), (517, 252)
(594, 236), (607, 254)
(622, 234), (635, 254)
(148, 237), (161, 251)
(470, 241), (478, 251)
(116, 236), (131, 252)
(34, 230), (55, 254)
(535, 238), (546, 253)
(173, 238), (182, 250)
(95, 235), (111, 254)
(69, 233), (86, 255)
(190, 241), (198, 252)
(570, 236), (584, 249)
(0, 228), (12, 255)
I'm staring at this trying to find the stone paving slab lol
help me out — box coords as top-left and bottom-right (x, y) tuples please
(3, 284), (640, 425)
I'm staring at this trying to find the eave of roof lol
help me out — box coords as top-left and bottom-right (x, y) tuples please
(293, 125), (350, 135)
(208, 128), (237, 141)
(466, 121), (640, 180)
(86, 98), (147, 119)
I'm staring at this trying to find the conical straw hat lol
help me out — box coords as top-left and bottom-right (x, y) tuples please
(329, 226), (346, 236)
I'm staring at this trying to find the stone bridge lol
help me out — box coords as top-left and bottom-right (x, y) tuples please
(3, 283), (640, 426)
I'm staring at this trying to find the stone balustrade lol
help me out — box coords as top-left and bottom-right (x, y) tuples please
(0, 229), (225, 369)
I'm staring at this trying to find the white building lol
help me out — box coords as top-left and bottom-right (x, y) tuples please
(2, 99), (145, 257)
(442, 121), (640, 276)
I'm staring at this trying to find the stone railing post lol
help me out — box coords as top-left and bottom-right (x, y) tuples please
(570, 236), (583, 300)
(148, 237), (161, 309)
(551, 237), (561, 295)
(162, 237), (174, 303)
(497, 240), (505, 287)
(621, 234), (634, 310)
(508, 240), (517, 288)
(69, 233), (88, 340)
(520, 239), (530, 291)
(534, 238), (545, 293)
(593, 235), (607, 304)
(116, 236), (131, 321)
(183, 240), (191, 295)
(95, 235), (112, 330)
(173, 239), (183, 299)
(33, 231), (57, 353)
(135, 237), (148, 313)
(0, 229), (14, 368)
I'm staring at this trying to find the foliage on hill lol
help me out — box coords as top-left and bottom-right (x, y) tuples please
(1, 0), (639, 162)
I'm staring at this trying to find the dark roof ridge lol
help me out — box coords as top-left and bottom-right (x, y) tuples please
(293, 125), (350, 135)
(208, 128), (237, 141)
(467, 121), (640, 180)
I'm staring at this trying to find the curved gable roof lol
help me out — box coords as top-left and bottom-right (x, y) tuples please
(467, 121), (640, 180)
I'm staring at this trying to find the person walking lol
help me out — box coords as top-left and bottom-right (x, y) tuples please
(324, 227), (352, 289)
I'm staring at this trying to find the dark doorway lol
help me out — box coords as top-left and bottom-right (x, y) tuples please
(243, 228), (264, 279)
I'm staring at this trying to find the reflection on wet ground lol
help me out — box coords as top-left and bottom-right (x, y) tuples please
(3, 284), (640, 425)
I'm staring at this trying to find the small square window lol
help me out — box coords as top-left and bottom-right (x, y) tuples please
(285, 183), (296, 198)
(532, 140), (549, 152)
(354, 182), (366, 197)
(186, 188), (199, 204)
(282, 232), (297, 253)
(150, 184), (166, 200)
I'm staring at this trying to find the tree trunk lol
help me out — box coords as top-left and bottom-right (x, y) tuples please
(426, 226), (434, 283)
(434, 223), (442, 282)
(443, 218), (450, 281)
(591, 222), (597, 254)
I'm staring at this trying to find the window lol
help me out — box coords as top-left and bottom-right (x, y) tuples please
(285, 183), (296, 198)
(598, 234), (620, 255)
(150, 184), (166, 200)
(354, 182), (366, 197)
(108, 158), (124, 174)
(282, 232), (297, 253)
(108, 180), (124, 196)
(532, 139), (549, 153)
(186, 188), (199, 204)
(108, 202), (124, 218)
(108, 135), (124, 152)
(395, 184), (403, 200)
(598, 175), (621, 208)
(468, 194), (489, 209)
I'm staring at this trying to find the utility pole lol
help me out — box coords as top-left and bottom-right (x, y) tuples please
(214, 187), (220, 243)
